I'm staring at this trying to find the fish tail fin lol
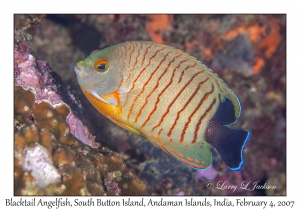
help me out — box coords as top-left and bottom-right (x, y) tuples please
(205, 121), (250, 170)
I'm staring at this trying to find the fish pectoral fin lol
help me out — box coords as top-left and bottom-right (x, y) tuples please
(92, 91), (127, 106)
(91, 91), (112, 104)
(205, 121), (250, 171)
(108, 116), (144, 136)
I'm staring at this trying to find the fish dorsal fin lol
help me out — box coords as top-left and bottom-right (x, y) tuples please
(213, 77), (241, 125)
(214, 96), (240, 125)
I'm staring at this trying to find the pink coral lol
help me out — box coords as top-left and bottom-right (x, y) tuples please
(23, 143), (61, 188)
(103, 171), (121, 195)
(67, 114), (97, 147)
(17, 55), (43, 88)
(14, 48), (99, 148)
(195, 165), (218, 181)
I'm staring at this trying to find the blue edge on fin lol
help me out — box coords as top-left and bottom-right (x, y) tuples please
(228, 131), (251, 171)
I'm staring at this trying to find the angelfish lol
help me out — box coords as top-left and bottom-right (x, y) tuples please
(74, 41), (250, 170)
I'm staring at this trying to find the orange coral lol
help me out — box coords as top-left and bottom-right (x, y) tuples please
(210, 22), (219, 31)
(203, 48), (212, 60)
(257, 21), (281, 58)
(225, 23), (265, 43)
(247, 24), (266, 43)
(253, 57), (265, 75)
(224, 19), (282, 74)
(225, 26), (245, 40)
(145, 15), (173, 43)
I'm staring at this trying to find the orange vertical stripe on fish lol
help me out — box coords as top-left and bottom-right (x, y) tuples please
(74, 41), (250, 171)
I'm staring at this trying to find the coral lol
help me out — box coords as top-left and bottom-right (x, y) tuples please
(265, 173), (286, 195)
(14, 15), (46, 30)
(14, 87), (147, 195)
(14, 47), (99, 148)
(104, 171), (121, 195)
(252, 56), (265, 75)
(222, 15), (283, 75)
(257, 20), (282, 58)
(14, 15), (46, 44)
(144, 14), (173, 43)
(195, 166), (218, 181)
(117, 170), (147, 195)
(22, 142), (61, 188)
(224, 23), (266, 42)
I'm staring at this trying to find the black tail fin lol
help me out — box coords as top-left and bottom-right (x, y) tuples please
(206, 122), (250, 170)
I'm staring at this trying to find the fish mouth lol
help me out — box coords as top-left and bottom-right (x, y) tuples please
(74, 65), (82, 75)
(74, 60), (84, 75)
(74, 65), (87, 79)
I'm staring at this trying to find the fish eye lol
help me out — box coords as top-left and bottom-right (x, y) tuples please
(93, 59), (110, 73)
